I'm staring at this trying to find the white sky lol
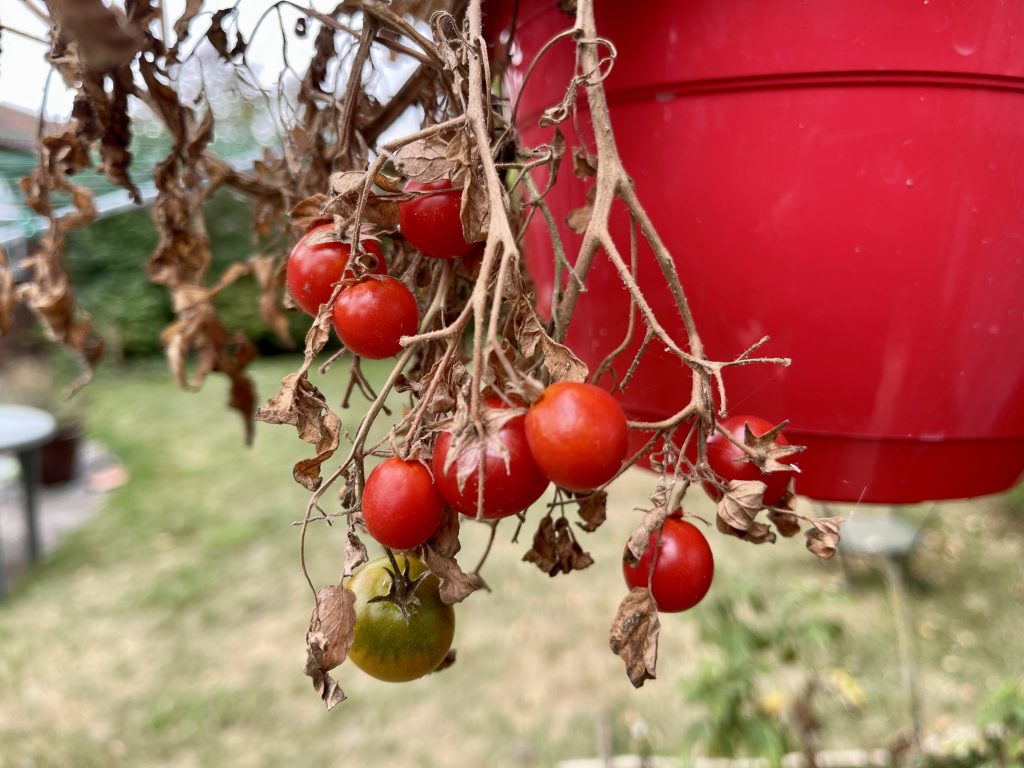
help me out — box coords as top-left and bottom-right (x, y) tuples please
(0, 0), (421, 137)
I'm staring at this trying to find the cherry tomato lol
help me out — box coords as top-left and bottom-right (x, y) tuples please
(433, 397), (550, 519)
(332, 276), (418, 359)
(399, 179), (476, 259)
(286, 224), (385, 316)
(622, 516), (714, 613)
(347, 554), (455, 683)
(361, 458), (444, 550)
(704, 414), (795, 506)
(524, 382), (629, 491)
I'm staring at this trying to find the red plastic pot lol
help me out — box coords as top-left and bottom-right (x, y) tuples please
(500, 0), (1024, 503)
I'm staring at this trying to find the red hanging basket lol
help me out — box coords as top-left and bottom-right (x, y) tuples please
(500, 0), (1024, 503)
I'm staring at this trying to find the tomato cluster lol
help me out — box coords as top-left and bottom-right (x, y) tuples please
(287, 225), (418, 360)
(287, 206), (800, 686)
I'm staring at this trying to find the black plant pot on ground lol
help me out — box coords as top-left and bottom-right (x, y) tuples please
(40, 424), (82, 486)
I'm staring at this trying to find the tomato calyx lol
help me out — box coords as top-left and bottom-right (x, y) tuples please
(368, 547), (431, 623)
(719, 418), (803, 475)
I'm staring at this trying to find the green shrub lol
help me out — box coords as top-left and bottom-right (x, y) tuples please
(63, 190), (304, 356)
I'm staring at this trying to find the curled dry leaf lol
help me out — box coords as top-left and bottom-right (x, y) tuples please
(393, 134), (457, 183)
(422, 544), (488, 605)
(326, 170), (400, 232)
(609, 587), (660, 688)
(0, 249), (14, 335)
(427, 506), (462, 559)
(343, 531), (369, 579)
(522, 516), (594, 577)
(256, 372), (341, 490)
(767, 490), (802, 537)
(290, 194), (330, 231)
(305, 584), (356, 710)
(513, 297), (588, 383)
(575, 490), (607, 533)
(624, 505), (671, 566)
(431, 649), (457, 674)
(805, 516), (844, 560)
(566, 186), (596, 235)
(458, 162), (490, 244)
(47, 0), (146, 71)
(247, 254), (293, 348)
(716, 479), (777, 545)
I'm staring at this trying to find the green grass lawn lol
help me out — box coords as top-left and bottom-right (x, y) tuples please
(0, 356), (1021, 767)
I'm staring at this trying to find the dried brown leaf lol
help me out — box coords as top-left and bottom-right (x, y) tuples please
(305, 584), (356, 710)
(767, 490), (802, 537)
(716, 479), (776, 544)
(513, 298), (588, 383)
(290, 194), (330, 231)
(422, 545), (488, 604)
(458, 163), (489, 244)
(566, 185), (597, 234)
(805, 516), (844, 560)
(431, 649), (457, 674)
(576, 490), (607, 533)
(343, 532), (369, 579)
(393, 134), (457, 183)
(625, 506), (671, 565)
(609, 587), (660, 688)
(248, 254), (292, 347)
(256, 373), (341, 490)
(522, 516), (594, 577)
(0, 248), (17, 335)
(427, 506), (462, 559)
(47, 0), (145, 71)
(573, 146), (599, 178)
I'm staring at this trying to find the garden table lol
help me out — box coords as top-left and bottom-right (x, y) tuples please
(0, 405), (57, 598)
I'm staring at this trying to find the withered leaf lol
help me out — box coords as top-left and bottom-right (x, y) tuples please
(575, 490), (607, 533)
(0, 248), (16, 335)
(573, 145), (599, 178)
(768, 509), (803, 538)
(458, 163), (490, 244)
(305, 584), (356, 710)
(609, 588), (660, 688)
(431, 649), (457, 674)
(566, 185), (596, 234)
(170, 0), (204, 56)
(343, 531), (369, 579)
(247, 254), (292, 347)
(522, 516), (594, 577)
(767, 490), (802, 537)
(805, 516), (844, 560)
(513, 298), (588, 383)
(290, 194), (330, 230)
(256, 373), (341, 490)
(47, 0), (145, 71)
(393, 134), (457, 184)
(422, 545), (488, 604)
(427, 506), (462, 559)
(716, 479), (776, 545)
(624, 506), (671, 566)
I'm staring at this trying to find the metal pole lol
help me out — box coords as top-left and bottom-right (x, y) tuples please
(17, 448), (42, 562)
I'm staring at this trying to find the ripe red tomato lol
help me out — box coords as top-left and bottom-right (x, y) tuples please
(399, 179), (476, 259)
(332, 276), (418, 359)
(347, 554), (455, 682)
(704, 414), (795, 506)
(524, 382), (629, 491)
(432, 398), (550, 519)
(361, 458), (444, 550)
(622, 516), (714, 613)
(286, 224), (385, 316)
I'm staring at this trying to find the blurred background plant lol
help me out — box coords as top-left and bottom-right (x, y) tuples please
(683, 583), (861, 767)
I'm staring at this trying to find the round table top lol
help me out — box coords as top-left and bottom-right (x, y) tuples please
(0, 405), (58, 453)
